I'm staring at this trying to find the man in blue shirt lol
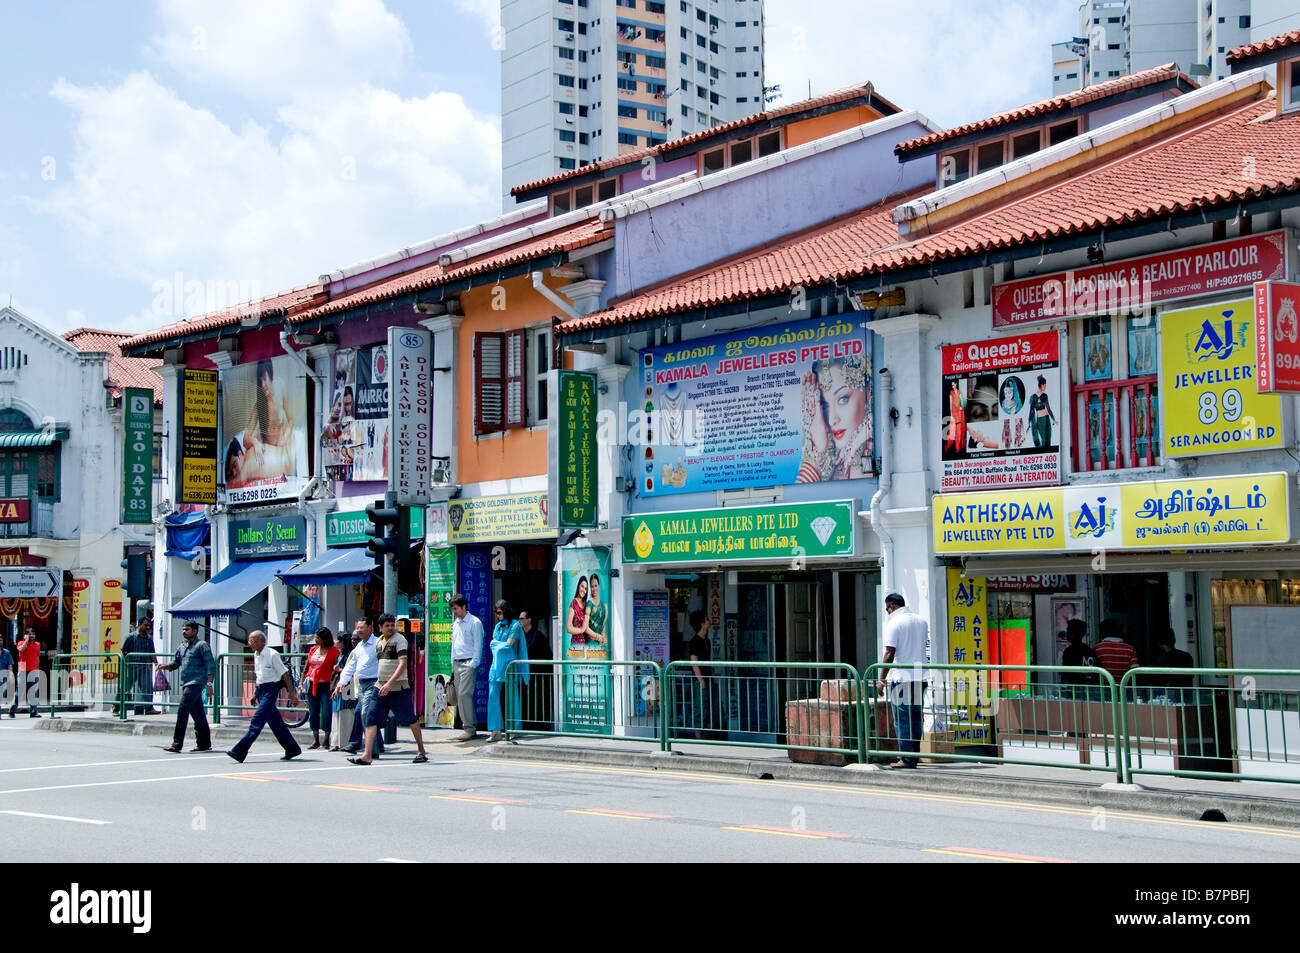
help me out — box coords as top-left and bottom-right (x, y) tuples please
(159, 622), (216, 753)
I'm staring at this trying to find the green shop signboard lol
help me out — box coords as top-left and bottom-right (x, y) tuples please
(558, 370), (598, 528)
(622, 501), (856, 564)
(327, 506), (425, 548)
(230, 515), (307, 560)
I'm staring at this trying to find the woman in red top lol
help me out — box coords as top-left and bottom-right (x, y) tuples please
(303, 628), (340, 749)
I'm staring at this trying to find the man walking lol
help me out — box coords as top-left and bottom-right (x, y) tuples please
(346, 613), (428, 765)
(228, 630), (303, 763)
(450, 594), (483, 741)
(14, 628), (45, 718)
(121, 621), (160, 715)
(340, 619), (382, 755)
(160, 622), (216, 752)
(334, 616), (381, 755)
(878, 593), (929, 769)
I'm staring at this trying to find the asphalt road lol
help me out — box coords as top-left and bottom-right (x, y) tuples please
(2, 721), (1298, 863)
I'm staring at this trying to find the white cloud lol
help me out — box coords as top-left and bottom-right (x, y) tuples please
(452, 0), (501, 36)
(33, 71), (501, 331)
(764, 0), (1078, 129)
(152, 0), (412, 100)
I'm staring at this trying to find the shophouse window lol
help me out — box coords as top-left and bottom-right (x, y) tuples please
(1284, 58), (1300, 115)
(1070, 310), (1160, 472)
(474, 330), (527, 435)
(528, 326), (551, 427)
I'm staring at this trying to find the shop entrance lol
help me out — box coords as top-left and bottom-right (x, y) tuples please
(493, 544), (555, 651)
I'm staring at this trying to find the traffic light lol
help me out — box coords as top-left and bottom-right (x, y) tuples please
(365, 499), (407, 571)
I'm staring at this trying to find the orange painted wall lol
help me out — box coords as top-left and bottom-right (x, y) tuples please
(784, 106), (883, 148)
(456, 273), (566, 485)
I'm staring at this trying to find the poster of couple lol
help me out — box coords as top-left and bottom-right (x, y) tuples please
(220, 355), (309, 504)
(559, 546), (612, 735)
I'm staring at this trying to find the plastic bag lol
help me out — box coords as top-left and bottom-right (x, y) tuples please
(153, 668), (171, 692)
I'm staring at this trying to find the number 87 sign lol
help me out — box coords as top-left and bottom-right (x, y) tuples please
(1160, 296), (1283, 457)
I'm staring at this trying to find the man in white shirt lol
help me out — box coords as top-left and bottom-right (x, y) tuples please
(335, 617), (382, 754)
(449, 594), (484, 741)
(228, 630), (303, 763)
(878, 592), (929, 769)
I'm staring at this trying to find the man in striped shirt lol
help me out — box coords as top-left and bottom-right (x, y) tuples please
(1091, 618), (1139, 684)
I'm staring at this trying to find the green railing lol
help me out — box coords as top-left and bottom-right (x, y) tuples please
(862, 662), (1123, 777)
(663, 660), (864, 759)
(119, 651), (169, 720)
(212, 652), (307, 725)
(1118, 666), (1300, 785)
(503, 659), (663, 746)
(49, 652), (125, 715)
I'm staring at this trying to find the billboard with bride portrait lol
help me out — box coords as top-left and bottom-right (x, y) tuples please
(638, 316), (873, 496)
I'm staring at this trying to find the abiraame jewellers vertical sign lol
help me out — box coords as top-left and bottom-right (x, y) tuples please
(388, 327), (432, 505)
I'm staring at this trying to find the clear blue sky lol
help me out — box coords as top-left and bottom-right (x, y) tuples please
(0, 0), (1078, 336)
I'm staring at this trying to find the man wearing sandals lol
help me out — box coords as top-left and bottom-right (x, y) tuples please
(346, 613), (428, 766)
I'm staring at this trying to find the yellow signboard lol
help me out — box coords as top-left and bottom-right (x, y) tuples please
(101, 579), (123, 684)
(1120, 473), (1291, 549)
(946, 569), (991, 743)
(447, 493), (555, 543)
(934, 489), (1064, 552)
(1160, 297), (1283, 457)
(935, 472), (1293, 554)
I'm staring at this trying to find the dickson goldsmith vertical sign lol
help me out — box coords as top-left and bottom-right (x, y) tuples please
(123, 387), (154, 523)
(178, 369), (218, 504)
(389, 327), (432, 505)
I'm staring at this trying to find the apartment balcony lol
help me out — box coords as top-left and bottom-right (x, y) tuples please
(1071, 375), (1160, 473)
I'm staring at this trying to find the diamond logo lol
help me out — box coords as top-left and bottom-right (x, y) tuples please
(810, 515), (837, 547)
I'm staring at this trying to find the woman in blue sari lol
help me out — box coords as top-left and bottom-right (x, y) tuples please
(488, 598), (529, 742)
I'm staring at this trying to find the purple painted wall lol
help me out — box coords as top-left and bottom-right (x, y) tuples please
(619, 155), (697, 194)
(607, 119), (936, 300)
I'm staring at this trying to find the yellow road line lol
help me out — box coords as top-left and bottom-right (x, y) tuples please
(723, 825), (830, 840)
(430, 795), (525, 805)
(566, 809), (668, 820)
(924, 848), (1038, 863)
(478, 758), (1300, 840)
(315, 784), (397, 792)
(218, 774), (293, 782)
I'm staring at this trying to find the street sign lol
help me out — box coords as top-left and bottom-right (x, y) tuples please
(0, 568), (60, 598)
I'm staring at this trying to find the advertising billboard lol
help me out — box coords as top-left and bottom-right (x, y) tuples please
(221, 356), (310, 505)
(639, 316), (872, 496)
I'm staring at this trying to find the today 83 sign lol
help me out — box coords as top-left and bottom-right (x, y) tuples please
(1160, 296), (1283, 458)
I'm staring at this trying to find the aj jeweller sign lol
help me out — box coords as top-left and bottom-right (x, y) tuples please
(933, 473), (1293, 555)
(991, 231), (1289, 329)
(623, 501), (855, 564)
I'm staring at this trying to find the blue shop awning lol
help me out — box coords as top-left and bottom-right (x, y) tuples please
(277, 547), (376, 587)
(168, 557), (300, 618)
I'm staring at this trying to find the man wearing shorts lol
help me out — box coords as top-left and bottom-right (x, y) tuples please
(348, 613), (428, 765)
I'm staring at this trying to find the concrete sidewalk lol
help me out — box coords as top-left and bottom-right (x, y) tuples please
(34, 711), (1300, 827)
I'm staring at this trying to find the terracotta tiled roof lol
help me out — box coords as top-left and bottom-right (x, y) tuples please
(289, 218), (612, 322)
(554, 194), (921, 333)
(1227, 29), (1300, 63)
(121, 283), (325, 351)
(560, 95), (1298, 335)
(894, 63), (1191, 156)
(63, 328), (164, 404)
(510, 82), (899, 196)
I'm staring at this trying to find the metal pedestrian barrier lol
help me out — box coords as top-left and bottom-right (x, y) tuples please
(212, 652), (307, 725)
(1119, 667), (1300, 785)
(503, 659), (663, 745)
(861, 662), (1123, 776)
(662, 660), (864, 760)
(119, 651), (172, 720)
(49, 652), (125, 715)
